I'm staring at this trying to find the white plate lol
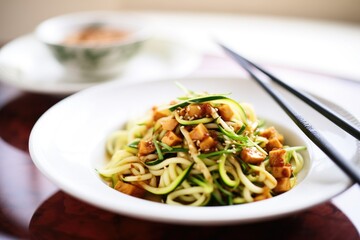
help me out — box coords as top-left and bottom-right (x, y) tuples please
(29, 77), (356, 225)
(0, 34), (201, 95)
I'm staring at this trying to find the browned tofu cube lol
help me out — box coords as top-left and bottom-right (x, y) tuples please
(269, 148), (286, 167)
(160, 117), (178, 131)
(260, 126), (277, 139)
(161, 131), (182, 146)
(266, 137), (283, 151)
(273, 178), (291, 193)
(240, 147), (266, 164)
(185, 104), (203, 118)
(260, 127), (284, 143)
(114, 181), (145, 198)
(189, 123), (209, 140)
(217, 104), (234, 121)
(138, 139), (155, 156)
(271, 164), (292, 178)
(152, 107), (171, 121)
(199, 136), (217, 151)
(201, 103), (213, 116)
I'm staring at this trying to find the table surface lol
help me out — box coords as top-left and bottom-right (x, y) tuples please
(1, 12), (360, 239)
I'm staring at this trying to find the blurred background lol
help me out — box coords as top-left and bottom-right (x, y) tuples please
(1, 0), (360, 42)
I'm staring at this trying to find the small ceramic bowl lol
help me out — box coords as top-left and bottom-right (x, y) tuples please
(35, 11), (150, 80)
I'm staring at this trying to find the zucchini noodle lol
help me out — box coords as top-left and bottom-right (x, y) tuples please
(98, 84), (306, 206)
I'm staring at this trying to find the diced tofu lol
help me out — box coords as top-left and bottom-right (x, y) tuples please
(185, 104), (203, 118)
(114, 181), (145, 198)
(199, 136), (217, 151)
(273, 178), (291, 193)
(240, 147), (266, 164)
(183, 103), (212, 119)
(161, 131), (182, 146)
(217, 104), (234, 121)
(201, 103), (213, 116)
(152, 107), (171, 121)
(138, 139), (155, 156)
(189, 123), (209, 140)
(259, 126), (277, 139)
(254, 187), (272, 201)
(160, 117), (178, 131)
(269, 148), (286, 167)
(260, 126), (284, 143)
(266, 137), (283, 151)
(271, 164), (292, 178)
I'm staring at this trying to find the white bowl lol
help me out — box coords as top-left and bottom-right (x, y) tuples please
(29, 77), (355, 225)
(35, 11), (151, 80)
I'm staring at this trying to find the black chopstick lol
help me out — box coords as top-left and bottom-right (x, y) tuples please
(225, 49), (360, 141)
(218, 43), (360, 184)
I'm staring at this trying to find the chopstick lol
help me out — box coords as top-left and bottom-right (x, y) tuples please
(218, 43), (360, 184)
(225, 48), (360, 141)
